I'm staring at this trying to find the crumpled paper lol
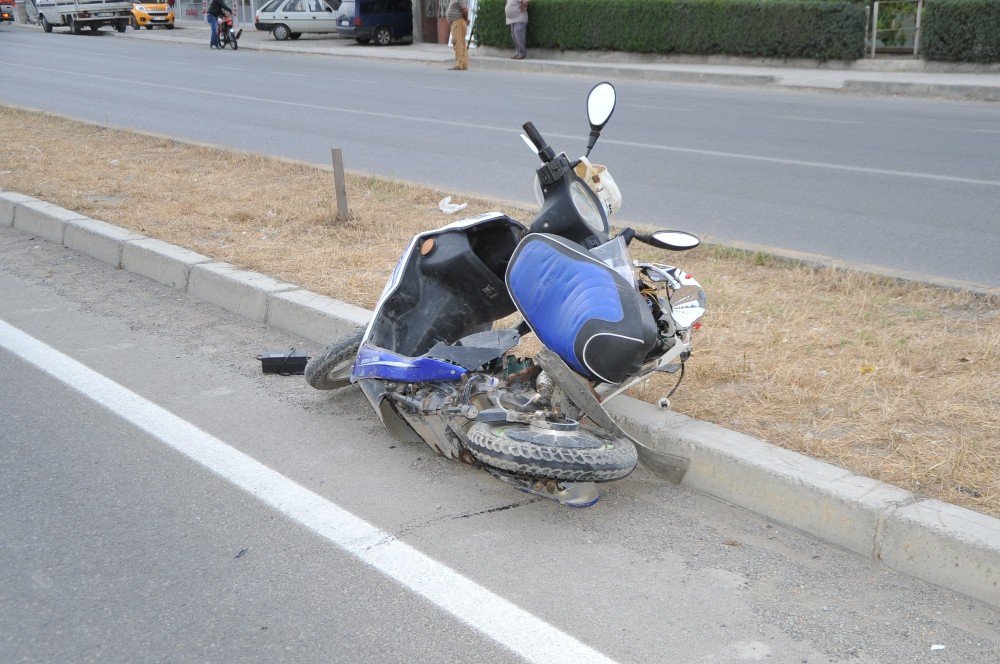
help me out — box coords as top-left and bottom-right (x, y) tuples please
(438, 196), (467, 215)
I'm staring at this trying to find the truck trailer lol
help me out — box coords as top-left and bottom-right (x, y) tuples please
(36, 0), (133, 33)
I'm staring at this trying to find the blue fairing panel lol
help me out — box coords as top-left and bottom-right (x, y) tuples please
(352, 343), (467, 382)
(506, 236), (624, 376)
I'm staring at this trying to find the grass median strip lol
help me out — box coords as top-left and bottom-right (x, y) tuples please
(2, 105), (997, 517)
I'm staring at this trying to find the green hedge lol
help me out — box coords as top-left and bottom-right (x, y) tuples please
(474, 0), (868, 61)
(923, 0), (1000, 62)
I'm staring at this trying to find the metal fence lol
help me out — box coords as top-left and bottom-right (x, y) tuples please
(869, 0), (924, 57)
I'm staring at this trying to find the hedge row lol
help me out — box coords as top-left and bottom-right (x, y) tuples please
(474, 0), (868, 61)
(922, 0), (1000, 62)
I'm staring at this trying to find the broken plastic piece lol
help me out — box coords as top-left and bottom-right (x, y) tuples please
(438, 196), (468, 215)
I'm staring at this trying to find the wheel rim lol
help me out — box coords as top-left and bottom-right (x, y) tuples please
(504, 425), (609, 450)
(327, 357), (353, 380)
(273, 25), (288, 40)
(376, 28), (390, 45)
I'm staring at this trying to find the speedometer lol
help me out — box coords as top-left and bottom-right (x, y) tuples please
(569, 181), (605, 234)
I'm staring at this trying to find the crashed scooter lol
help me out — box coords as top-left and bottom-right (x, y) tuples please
(307, 83), (706, 506)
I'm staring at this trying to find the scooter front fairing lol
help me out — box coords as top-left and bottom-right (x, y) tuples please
(356, 212), (526, 365)
(350, 212), (526, 441)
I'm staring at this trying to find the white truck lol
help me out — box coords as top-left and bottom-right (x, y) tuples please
(36, 0), (133, 33)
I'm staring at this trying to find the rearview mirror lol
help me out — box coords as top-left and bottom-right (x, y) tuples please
(587, 82), (616, 131)
(646, 230), (701, 250)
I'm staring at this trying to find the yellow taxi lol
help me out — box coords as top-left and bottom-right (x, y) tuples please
(131, 2), (175, 29)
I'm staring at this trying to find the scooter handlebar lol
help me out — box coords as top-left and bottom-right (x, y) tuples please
(522, 122), (555, 162)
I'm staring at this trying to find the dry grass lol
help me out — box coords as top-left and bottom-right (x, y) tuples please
(3, 106), (997, 517)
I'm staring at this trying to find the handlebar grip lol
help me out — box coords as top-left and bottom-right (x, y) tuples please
(522, 122), (555, 162)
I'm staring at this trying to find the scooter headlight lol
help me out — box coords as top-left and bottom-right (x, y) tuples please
(569, 180), (605, 234)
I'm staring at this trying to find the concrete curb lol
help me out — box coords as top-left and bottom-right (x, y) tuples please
(122, 237), (216, 290)
(64, 218), (145, 268)
(842, 80), (1000, 102)
(1, 188), (997, 610)
(268, 289), (370, 345)
(471, 57), (778, 88)
(188, 262), (298, 323)
(12, 200), (87, 244)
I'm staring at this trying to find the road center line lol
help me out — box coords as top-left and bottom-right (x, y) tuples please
(9, 61), (1000, 188)
(624, 103), (693, 112)
(945, 126), (1000, 135)
(773, 115), (865, 125)
(0, 318), (616, 664)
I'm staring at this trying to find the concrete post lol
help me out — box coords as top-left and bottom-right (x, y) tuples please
(331, 148), (352, 222)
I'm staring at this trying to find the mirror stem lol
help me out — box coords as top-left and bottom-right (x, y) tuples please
(584, 130), (600, 157)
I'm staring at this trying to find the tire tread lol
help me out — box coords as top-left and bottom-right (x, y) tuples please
(466, 423), (637, 482)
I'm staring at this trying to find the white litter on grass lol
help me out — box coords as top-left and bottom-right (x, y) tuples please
(438, 196), (467, 215)
(931, 644), (946, 651)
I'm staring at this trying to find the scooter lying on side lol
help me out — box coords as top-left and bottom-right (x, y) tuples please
(307, 83), (706, 506)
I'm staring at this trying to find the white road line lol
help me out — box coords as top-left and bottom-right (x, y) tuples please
(10, 41), (202, 67)
(773, 115), (865, 125)
(593, 136), (1000, 187)
(945, 126), (1000, 135)
(0, 318), (615, 664)
(624, 103), (692, 112)
(274, 71), (309, 78)
(10, 61), (1000, 188)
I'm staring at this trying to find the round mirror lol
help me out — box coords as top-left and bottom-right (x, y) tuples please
(587, 82), (616, 131)
(650, 230), (700, 250)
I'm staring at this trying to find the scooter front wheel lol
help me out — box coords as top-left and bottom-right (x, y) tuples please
(466, 421), (638, 482)
(305, 330), (363, 390)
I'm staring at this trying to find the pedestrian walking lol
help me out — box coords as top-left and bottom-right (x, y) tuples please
(505, 0), (528, 59)
(446, 0), (469, 71)
(206, 0), (231, 50)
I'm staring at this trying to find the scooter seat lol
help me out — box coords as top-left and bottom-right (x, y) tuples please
(505, 234), (656, 384)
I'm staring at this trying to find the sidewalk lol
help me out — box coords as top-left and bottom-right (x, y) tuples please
(140, 19), (1000, 102)
(8, 17), (1000, 100)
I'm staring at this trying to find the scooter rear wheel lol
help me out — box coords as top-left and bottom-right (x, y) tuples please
(305, 330), (363, 390)
(466, 421), (637, 482)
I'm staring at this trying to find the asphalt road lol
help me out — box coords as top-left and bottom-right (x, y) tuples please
(3, 224), (1000, 661)
(1, 27), (998, 287)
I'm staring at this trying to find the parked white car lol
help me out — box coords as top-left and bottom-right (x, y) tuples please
(254, 0), (340, 41)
